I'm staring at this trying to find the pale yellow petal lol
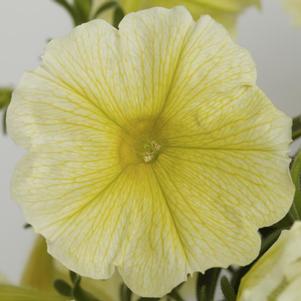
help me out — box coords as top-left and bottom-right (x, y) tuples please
(160, 88), (293, 228)
(8, 8), (193, 147)
(238, 222), (301, 301)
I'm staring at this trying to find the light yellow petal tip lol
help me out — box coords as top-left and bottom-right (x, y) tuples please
(238, 222), (301, 301)
(8, 6), (292, 297)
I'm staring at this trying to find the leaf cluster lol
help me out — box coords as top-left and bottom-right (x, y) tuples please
(53, 0), (124, 27)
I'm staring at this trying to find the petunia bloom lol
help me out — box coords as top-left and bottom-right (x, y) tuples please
(7, 7), (294, 297)
(284, 0), (301, 26)
(93, 0), (260, 32)
(238, 222), (301, 301)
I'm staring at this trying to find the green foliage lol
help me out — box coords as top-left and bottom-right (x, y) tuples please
(293, 115), (301, 140)
(119, 284), (132, 301)
(0, 88), (12, 110)
(220, 277), (236, 301)
(53, 0), (123, 26)
(196, 269), (221, 301)
(113, 5), (125, 28)
(74, 0), (92, 21)
(0, 87), (12, 134)
(54, 272), (101, 301)
(92, 1), (118, 19)
(54, 280), (72, 297)
(289, 151), (301, 220)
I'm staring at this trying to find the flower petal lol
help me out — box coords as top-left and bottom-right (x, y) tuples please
(8, 7), (194, 149)
(238, 222), (301, 301)
(160, 87), (294, 226)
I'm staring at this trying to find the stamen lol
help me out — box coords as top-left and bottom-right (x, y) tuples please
(143, 141), (161, 163)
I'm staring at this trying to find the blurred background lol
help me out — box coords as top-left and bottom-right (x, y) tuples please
(0, 0), (300, 284)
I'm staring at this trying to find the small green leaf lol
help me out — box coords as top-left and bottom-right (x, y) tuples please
(74, 0), (92, 20)
(221, 276), (236, 301)
(119, 284), (132, 301)
(0, 88), (12, 110)
(290, 151), (301, 220)
(54, 279), (72, 297)
(293, 115), (301, 140)
(92, 0), (117, 19)
(74, 0), (92, 22)
(113, 5), (124, 28)
(2, 106), (7, 134)
(260, 229), (281, 255)
(0, 88), (12, 134)
(53, 0), (79, 25)
(168, 290), (184, 301)
(195, 269), (220, 301)
(69, 271), (80, 285)
(68, 272), (100, 301)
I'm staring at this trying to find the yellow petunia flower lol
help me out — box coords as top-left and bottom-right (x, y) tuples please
(238, 222), (301, 301)
(93, 0), (260, 32)
(7, 7), (294, 297)
(284, 0), (301, 26)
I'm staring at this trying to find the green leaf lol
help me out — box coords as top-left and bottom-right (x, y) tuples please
(0, 88), (12, 134)
(113, 5), (124, 28)
(293, 115), (301, 140)
(69, 272), (100, 301)
(53, 0), (79, 25)
(221, 277), (236, 301)
(92, 0), (117, 19)
(119, 284), (132, 301)
(0, 88), (12, 110)
(74, 0), (92, 17)
(290, 151), (301, 220)
(74, 0), (92, 22)
(69, 271), (80, 285)
(2, 106), (7, 134)
(54, 280), (72, 297)
(195, 269), (221, 301)
(168, 290), (184, 301)
(260, 229), (281, 255)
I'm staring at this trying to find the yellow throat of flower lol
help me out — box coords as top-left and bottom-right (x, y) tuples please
(119, 119), (165, 166)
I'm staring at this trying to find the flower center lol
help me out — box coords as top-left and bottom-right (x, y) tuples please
(143, 140), (161, 163)
(118, 119), (165, 167)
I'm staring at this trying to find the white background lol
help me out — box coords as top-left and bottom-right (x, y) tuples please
(0, 0), (300, 287)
